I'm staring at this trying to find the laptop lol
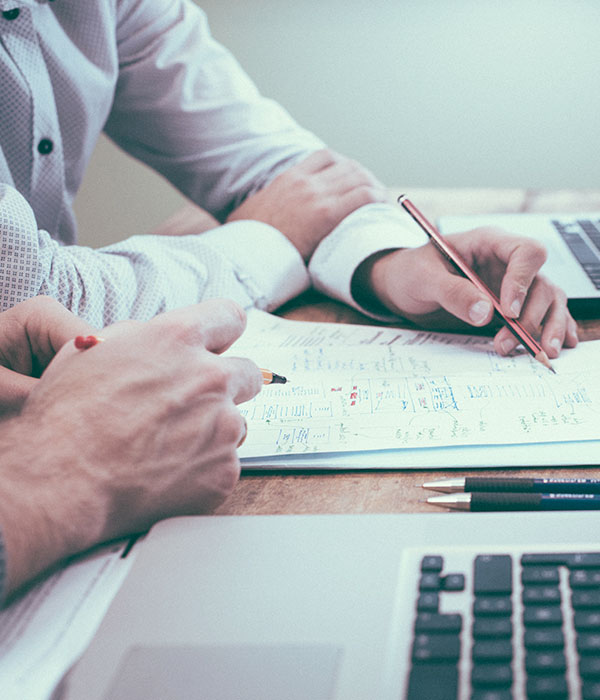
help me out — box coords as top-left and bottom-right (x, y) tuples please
(438, 212), (600, 317)
(58, 511), (600, 700)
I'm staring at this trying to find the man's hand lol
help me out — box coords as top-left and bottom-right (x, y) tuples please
(226, 149), (389, 261)
(0, 296), (95, 416)
(362, 227), (579, 358)
(0, 299), (262, 597)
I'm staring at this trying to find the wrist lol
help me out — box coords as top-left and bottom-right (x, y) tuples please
(351, 248), (403, 316)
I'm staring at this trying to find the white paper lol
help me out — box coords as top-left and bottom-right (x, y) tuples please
(233, 311), (600, 466)
(0, 539), (139, 700)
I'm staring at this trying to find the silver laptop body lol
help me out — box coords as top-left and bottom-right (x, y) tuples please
(60, 511), (600, 700)
(439, 212), (600, 316)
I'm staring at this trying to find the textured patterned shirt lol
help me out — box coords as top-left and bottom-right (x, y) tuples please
(0, 0), (420, 327)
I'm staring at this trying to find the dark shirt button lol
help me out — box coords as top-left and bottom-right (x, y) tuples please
(37, 138), (54, 155)
(2, 8), (20, 20)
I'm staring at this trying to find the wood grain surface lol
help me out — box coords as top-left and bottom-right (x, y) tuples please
(211, 189), (600, 515)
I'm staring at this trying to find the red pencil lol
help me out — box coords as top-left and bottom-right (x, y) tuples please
(398, 195), (555, 373)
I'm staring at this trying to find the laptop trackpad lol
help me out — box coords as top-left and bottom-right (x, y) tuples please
(104, 644), (342, 700)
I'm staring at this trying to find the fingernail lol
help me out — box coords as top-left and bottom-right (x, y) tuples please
(510, 298), (522, 317)
(468, 300), (492, 325)
(549, 337), (561, 354)
(501, 338), (516, 355)
(569, 322), (579, 341)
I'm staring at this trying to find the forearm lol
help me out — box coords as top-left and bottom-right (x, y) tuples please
(0, 416), (107, 601)
(1, 185), (309, 325)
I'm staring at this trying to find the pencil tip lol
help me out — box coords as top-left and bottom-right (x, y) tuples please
(535, 351), (556, 374)
(271, 373), (287, 384)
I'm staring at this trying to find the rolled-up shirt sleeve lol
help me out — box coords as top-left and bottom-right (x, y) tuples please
(106, 0), (325, 222)
(0, 184), (309, 327)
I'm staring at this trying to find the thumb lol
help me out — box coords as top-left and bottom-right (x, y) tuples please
(434, 274), (494, 327)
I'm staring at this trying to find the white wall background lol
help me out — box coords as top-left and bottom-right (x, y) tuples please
(74, 0), (600, 247)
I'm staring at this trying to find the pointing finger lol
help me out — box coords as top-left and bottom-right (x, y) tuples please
(495, 237), (547, 318)
(149, 299), (248, 354)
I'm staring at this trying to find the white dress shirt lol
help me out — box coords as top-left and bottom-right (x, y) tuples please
(0, 0), (422, 326)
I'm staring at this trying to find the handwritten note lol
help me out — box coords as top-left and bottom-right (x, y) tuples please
(230, 311), (600, 459)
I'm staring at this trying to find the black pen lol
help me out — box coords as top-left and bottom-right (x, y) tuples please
(423, 476), (600, 495)
(428, 492), (600, 511)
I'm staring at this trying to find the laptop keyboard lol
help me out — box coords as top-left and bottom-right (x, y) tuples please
(400, 546), (600, 699)
(552, 218), (600, 289)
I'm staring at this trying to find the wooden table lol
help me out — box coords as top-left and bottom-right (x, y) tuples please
(214, 188), (600, 516)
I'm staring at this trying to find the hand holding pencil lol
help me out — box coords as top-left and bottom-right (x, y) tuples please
(358, 196), (578, 361)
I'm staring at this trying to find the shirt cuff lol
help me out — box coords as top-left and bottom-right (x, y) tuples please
(199, 220), (310, 311)
(308, 202), (427, 319)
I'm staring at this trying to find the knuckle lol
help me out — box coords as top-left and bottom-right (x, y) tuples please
(525, 239), (548, 266)
(355, 184), (383, 205)
(216, 457), (242, 496)
(320, 147), (338, 163)
(214, 404), (245, 446)
(287, 168), (308, 189)
(207, 458), (241, 506)
(223, 299), (247, 327)
(203, 362), (232, 394)
(314, 199), (336, 225)
(112, 318), (145, 334)
(445, 276), (470, 301)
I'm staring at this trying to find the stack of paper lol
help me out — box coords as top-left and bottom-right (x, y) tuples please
(231, 311), (600, 469)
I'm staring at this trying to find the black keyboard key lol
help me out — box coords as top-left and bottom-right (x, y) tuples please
(580, 657), (600, 678)
(579, 220), (600, 255)
(472, 639), (512, 662)
(525, 650), (567, 673)
(414, 613), (462, 634)
(473, 597), (512, 616)
(582, 680), (600, 699)
(524, 627), (564, 649)
(568, 553), (600, 568)
(419, 573), (442, 591)
(571, 570), (600, 588)
(442, 573), (465, 591)
(526, 674), (568, 698)
(573, 590), (600, 609)
(472, 617), (512, 639)
(521, 552), (600, 567)
(578, 633), (600, 655)
(412, 633), (461, 662)
(421, 555), (444, 572)
(471, 691), (513, 700)
(406, 662), (458, 700)
(563, 234), (599, 264)
(523, 606), (563, 626)
(522, 566), (560, 585)
(471, 663), (512, 687)
(576, 611), (600, 630)
(474, 555), (512, 595)
(417, 592), (439, 612)
(522, 586), (561, 605)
